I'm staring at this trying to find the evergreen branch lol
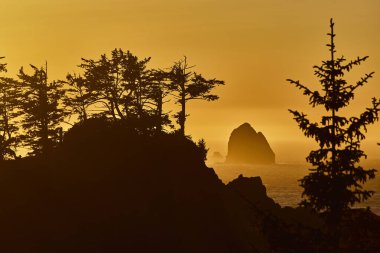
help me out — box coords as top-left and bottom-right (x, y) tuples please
(341, 56), (369, 72)
(287, 79), (324, 107)
(286, 79), (312, 96)
(346, 98), (380, 142)
(289, 110), (339, 147)
(349, 72), (374, 93)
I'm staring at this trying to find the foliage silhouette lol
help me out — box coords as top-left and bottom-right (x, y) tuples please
(79, 49), (152, 120)
(169, 56), (224, 136)
(0, 58), (21, 160)
(78, 49), (175, 133)
(62, 73), (94, 123)
(196, 138), (209, 162)
(287, 19), (380, 220)
(148, 69), (173, 134)
(18, 63), (66, 155)
(0, 50), (225, 158)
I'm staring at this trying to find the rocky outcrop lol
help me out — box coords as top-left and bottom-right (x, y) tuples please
(1, 119), (379, 253)
(227, 175), (380, 253)
(0, 119), (268, 253)
(226, 123), (275, 164)
(227, 175), (279, 210)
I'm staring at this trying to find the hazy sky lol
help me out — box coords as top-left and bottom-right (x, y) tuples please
(1, 0), (379, 162)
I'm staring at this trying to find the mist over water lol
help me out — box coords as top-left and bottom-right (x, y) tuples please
(211, 161), (380, 215)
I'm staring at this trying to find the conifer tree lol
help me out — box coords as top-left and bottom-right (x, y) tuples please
(288, 19), (380, 219)
(169, 57), (224, 136)
(79, 49), (152, 121)
(0, 58), (21, 160)
(148, 69), (172, 134)
(79, 49), (175, 133)
(18, 63), (65, 155)
(123, 51), (153, 120)
(79, 49), (128, 120)
(62, 73), (94, 123)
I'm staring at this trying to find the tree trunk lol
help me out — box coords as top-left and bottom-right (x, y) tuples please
(110, 101), (117, 120)
(41, 68), (50, 155)
(156, 90), (163, 134)
(114, 101), (125, 119)
(81, 104), (88, 122)
(179, 86), (186, 136)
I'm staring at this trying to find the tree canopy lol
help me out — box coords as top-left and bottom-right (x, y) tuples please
(0, 50), (224, 157)
(0, 58), (20, 160)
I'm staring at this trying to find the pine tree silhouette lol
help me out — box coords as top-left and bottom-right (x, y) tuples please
(0, 58), (21, 160)
(287, 19), (380, 220)
(169, 56), (224, 136)
(18, 63), (66, 155)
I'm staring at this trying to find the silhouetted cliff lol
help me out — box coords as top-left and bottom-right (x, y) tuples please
(0, 119), (269, 253)
(226, 123), (275, 164)
(0, 119), (378, 253)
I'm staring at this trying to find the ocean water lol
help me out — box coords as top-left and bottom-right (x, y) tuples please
(211, 162), (380, 215)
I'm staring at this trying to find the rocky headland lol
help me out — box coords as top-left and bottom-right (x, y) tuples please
(0, 119), (378, 253)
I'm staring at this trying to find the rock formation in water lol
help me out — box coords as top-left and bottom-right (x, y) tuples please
(225, 123), (275, 164)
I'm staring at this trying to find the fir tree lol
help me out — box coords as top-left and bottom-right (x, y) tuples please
(0, 58), (21, 160)
(287, 19), (380, 219)
(18, 63), (66, 155)
(196, 138), (208, 162)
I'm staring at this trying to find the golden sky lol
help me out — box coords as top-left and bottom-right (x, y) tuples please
(1, 0), (379, 162)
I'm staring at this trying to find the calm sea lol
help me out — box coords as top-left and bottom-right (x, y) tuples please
(211, 161), (380, 215)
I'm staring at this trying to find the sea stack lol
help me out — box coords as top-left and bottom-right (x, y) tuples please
(226, 123), (275, 164)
